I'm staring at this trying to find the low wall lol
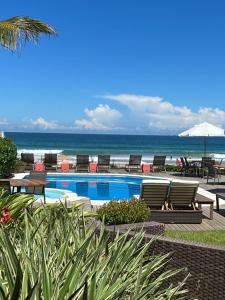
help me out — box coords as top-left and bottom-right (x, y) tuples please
(104, 223), (225, 300)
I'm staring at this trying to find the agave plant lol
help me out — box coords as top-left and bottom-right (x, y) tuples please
(0, 16), (56, 50)
(0, 204), (189, 299)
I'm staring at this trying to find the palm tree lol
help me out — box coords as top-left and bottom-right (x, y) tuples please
(0, 16), (56, 51)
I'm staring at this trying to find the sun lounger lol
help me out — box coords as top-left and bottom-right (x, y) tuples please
(138, 179), (202, 224)
(44, 153), (58, 171)
(76, 155), (89, 172)
(125, 155), (142, 173)
(168, 179), (199, 210)
(152, 155), (166, 172)
(25, 171), (47, 202)
(181, 157), (199, 176)
(140, 179), (170, 209)
(21, 153), (34, 170)
(97, 155), (110, 172)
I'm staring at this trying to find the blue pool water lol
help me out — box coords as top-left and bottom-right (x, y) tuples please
(45, 175), (154, 200)
(32, 189), (66, 200)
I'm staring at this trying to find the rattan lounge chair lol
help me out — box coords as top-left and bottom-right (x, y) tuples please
(21, 153), (34, 170)
(44, 154), (58, 171)
(168, 180), (199, 210)
(125, 155), (142, 173)
(76, 155), (89, 172)
(97, 155), (110, 172)
(152, 155), (166, 172)
(182, 157), (199, 176)
(205, 160), (219, 184)
(201, 157), (212, 177)
(25, 171), (47, 202)
(140, 179), (170, 209)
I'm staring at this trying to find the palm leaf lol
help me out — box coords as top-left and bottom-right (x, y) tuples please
(0, 16), (56, 50)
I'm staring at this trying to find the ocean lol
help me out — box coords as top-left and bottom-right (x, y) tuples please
(5, 132), (225, 163)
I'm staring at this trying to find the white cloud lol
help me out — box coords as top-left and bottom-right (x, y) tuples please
(32, 117), (58, 130)
(75, 104), (122, 130)
(102, 93), (225, 132)
(0, 118), (8, 125)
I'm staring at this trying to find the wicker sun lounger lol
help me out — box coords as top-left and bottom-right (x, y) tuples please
(168, 180), (199, 210)
(97, 155), (110, 172)
(140, 179), (170, 209)
(44, 153), (58, 171)
(138, 179), (202, 224)
(125, 155), (142, 173)
(76, 155), (89, 172)
(21, 153), (34, 170)
(152, 155), (166, 172)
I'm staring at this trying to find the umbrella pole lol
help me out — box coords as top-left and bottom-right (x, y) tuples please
(204, 136), (207, 157)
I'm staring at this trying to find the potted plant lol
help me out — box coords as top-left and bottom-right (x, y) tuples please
(14, 159), (27, 173)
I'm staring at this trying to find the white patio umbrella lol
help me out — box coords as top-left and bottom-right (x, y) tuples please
(178, 122), (225, 156)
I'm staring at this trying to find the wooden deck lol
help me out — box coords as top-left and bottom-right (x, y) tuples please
(165, 206), (225, 231)
(113, 169), (225, 230)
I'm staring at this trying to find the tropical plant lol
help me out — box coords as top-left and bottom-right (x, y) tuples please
(0, 206), (189, 299)
(0, 16), (56, 50)
(0, 189), (34, 223)
(97, 198), (150, 225)
(0, 138), (17, 178)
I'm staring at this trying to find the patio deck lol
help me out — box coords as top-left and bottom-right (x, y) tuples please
(104, 168), (225, 231)
(165, 206), (225, 231)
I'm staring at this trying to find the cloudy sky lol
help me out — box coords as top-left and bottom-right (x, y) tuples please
(1, 0), (225, 134)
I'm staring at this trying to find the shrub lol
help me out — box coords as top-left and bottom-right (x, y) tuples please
(0, 207), (188, 299)
(97, 198), (150, 225)
(14, 159), (27, 173)
(165, 164), (182, 172)
(0, 138), (17, 178)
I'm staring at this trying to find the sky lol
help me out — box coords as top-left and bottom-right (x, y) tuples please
(1, 0), (225, 135)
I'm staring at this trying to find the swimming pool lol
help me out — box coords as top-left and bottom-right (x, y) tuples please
(45, 174), (160, 201)
(32, 188), (66, 201)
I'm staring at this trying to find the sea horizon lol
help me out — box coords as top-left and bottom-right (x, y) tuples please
(5, 131), (225, 160)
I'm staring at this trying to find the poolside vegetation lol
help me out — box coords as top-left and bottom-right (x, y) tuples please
(0, 138), (17, 178)
(165, 230), (225, 247)
(0, 192), (189, 299)
(97, 198), (150, 225)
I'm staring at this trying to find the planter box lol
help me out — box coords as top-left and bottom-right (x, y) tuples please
(150, 209), (203, 224)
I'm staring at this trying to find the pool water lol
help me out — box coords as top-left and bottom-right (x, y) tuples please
(45, 175), (154, 201)
(33, 189), (66, 200)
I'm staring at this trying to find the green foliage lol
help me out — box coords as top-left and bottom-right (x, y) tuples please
(0, 16), (56, 51)
(165, 229), (225, 247)
(0, 206), (188, 299)
(0, 138), (17, 178)
(165, 164), (182, 172)
(14, 159), (27, 173)
(0, 189), (35, 222)
(97, 199), (150, 225)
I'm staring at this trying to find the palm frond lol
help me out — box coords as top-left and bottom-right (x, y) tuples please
(0, 16), (56, 50)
